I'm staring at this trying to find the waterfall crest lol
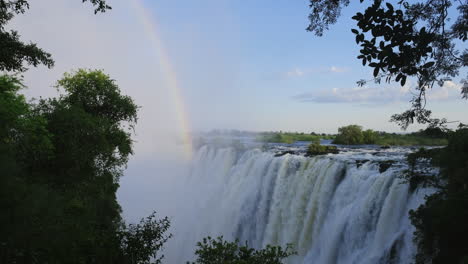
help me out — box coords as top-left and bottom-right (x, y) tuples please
(170, 145), (429, 264)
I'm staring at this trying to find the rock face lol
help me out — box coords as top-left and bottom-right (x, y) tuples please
(378, 160), (395, 173)
(274, 151), (296, 157)
(355, 159), (370, 168)
(306, 143), (339, 156)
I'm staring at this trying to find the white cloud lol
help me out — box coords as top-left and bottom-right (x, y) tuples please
(329, 66), (348, 73)
(293, 80), (463, 104)
(283, 66), (349, 78)
(286, 68), (304, 77)
(426, 81), (462, 100)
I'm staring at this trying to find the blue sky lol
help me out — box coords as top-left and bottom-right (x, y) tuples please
(144, 0), (466, 132)
(12, 0), (467, 142)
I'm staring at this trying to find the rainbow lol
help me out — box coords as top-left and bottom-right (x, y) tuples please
(130, 0), (193, 160)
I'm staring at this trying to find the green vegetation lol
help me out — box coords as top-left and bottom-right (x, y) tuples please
(375, 132), (448, 146)
(0, 3), (296, 263)
(404, 126), (468, 264)
(260, 126), (447, 146)
(307, 0), (467, 129)
(306, 142), (338, 156)
(362, 129), (377, 144)
(0, 71), (171, 263)
(259, 132), (335, 144)
(333, 124), (448, 146)
(1, 1), (465, 263)
(333, 125), (367, 145)
(0, 0), (110, 72)
(188, 236), (296, 264)
(308, 3), (467, 261)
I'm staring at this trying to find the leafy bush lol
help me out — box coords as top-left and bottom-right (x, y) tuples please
(188, 236), (296, 264)
(362, 129), (377, 144)
(119, 212), (172, 264)
(333, 125), (447, 146)
(333, 125), (364, 145)
(258, 132), (334, 144)
(405, 126), (468, 263)
(306, 142), (338, 156)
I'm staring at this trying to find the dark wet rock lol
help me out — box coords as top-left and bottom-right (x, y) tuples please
(355, 159), (370, 168)
(379, 160), (395, 173)
(274, 150), (296, 157)
(380, 145), (391, 149)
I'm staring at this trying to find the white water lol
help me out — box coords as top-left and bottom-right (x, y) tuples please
(164, 144), (430, 264)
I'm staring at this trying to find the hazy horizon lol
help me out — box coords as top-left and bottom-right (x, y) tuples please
(10, 0), (467, 160)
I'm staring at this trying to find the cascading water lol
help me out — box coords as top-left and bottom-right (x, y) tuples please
(166, 140), (430, 264)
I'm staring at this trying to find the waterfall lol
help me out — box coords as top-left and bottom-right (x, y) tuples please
(167, 145), (429, 264)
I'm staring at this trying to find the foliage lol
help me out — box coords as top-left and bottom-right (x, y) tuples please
(0, 0), (110, 72)
(362, 129), (378, 144)
(306, 142), (338, 156)
(307, 0), (467, 129)
(333, 124), (364, 145)
(258, 132), (335, 144)
(375, 132), (447, 146)
(261, 126), (447, 146)
(119, 212), (172, 264)
(333, 124), (447, 146)
(188, 236), (296, 264)
(0, 71), (170, 264)
(307, 5), (467, 262)
(34, 69), (138, 186)
(403, 126), (468, 263)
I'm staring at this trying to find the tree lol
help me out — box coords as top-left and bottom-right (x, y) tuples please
(0, 74), (56, 263)
(118, 212), (172, 264)
(0, 70), (171, 264)
(333, 124), (364, 144)
(0, 0), (111, 72)
(307, 3), (467, 263)
(307, 0), (467, 129)
(188, 236), (296, 264)
(362, 129), (377, 144)
(35, 69), (138, 186)
(405, 126), (468, 264)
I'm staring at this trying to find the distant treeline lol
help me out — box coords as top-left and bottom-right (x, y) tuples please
(333, 125), (448, 146)
(258, 126), (448, 146)
(258, 132), (335, 144)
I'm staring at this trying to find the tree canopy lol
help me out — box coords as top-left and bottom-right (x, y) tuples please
(307, 0), (467, 129)
(405, 125), (468, 263)
(188, 236), (296, 264)
(307, 3), (467, 263)
(333, 124), (366, 144)
(0, 70), (171, 264)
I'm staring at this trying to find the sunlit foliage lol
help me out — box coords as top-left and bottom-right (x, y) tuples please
(188, 236), (296, 264)
(307, 0), (467, 129)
